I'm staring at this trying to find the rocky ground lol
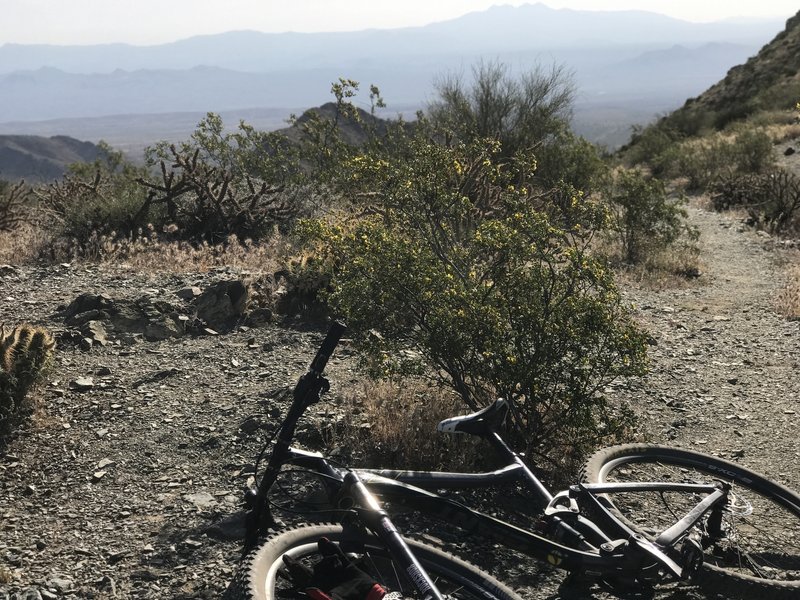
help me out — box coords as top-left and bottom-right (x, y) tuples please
(0, 197), (798, 599)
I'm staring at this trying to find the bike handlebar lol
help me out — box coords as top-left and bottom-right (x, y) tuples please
(309, 321), (347, 375)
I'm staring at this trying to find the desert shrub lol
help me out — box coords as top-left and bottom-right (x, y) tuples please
(0, 324), (55, 437)
(623, 124), (681, 173)
(428, 61), (574, 157)
(35, 143), (155, 247)
(533, 131), (609, 194)
(712, 168), (800, 234)
(147, 113), (302, 186)
(138, 144), (296, 243)
(607, 169), (697, 265)
(426, 60), (610, 194)
(316, 136), (647, 466)
(657, 127), (776, 190)
(730, 126), (775, 173)
(0, 180), (31, 232)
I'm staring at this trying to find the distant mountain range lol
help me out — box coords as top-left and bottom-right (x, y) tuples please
(0, 135), (103, 182)
(0, 3), (790, 155)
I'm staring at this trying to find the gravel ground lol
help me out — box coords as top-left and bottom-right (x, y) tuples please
(0, 198), (798, 600)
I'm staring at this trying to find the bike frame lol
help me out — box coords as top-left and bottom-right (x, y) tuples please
(243, 322), (730, 596)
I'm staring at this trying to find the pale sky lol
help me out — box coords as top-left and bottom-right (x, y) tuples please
(2, 1), (798, 46)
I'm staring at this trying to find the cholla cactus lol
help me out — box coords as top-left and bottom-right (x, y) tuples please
(0, 324), (55, 431)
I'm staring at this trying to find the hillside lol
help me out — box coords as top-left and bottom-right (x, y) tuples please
(658, 9), (800, 134)
(0, 135), (104, 182)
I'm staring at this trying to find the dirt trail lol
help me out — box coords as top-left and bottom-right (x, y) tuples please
(0, 201), (798, 599)
(616, 204), (800, 488)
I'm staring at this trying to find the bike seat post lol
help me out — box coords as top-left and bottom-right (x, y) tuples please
(486, 429), (554, 506)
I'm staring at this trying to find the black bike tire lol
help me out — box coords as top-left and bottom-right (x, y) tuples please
(224, 523), (524, 600)
(581, 443), (800, 599)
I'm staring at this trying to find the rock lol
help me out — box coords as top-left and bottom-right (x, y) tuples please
(183, 491), (217, 511)
(238, 416), (263, 434)
(62, 293), (115, 321)
(92, 470), (107, 482)
(196, 280), (249, 331)
(204, 511), (248, 541)
(45, 576), (73, 593)
(144, 313), (184, 341)
(69, 377), (94, 392)
(244, 307), (273, 327)
(81, 320), (109, 346)
(175, 286), (201, 300)
(0, 264), (19, 276)
(97, 458), (116, 469)
(784, 146), (796, 156)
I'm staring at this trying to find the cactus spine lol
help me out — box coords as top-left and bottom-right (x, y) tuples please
(0, 323), (55, 432)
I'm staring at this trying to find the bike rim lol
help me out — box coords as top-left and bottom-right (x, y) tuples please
(266, 540), (497, 599)
(596, 456), (800, 585)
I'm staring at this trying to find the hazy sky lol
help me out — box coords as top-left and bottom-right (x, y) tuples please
(3, 1), (799, 46)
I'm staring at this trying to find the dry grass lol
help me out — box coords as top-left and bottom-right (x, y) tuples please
(767, 122), (800, 143)
(322, 379), (488, 471)
(594, 232), (702, 291)
(614, 245), (702, 291)
(0, 223), (50, 264)
(0, 224), (287, 275)
(776, 261), (800, 320)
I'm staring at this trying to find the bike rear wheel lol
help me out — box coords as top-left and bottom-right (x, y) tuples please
(581, 444), (800, 599)
(225, 523), (524, 600)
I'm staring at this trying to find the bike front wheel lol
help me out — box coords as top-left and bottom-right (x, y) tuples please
(225, 523), (524, 600)
(581, 444), (800, 599)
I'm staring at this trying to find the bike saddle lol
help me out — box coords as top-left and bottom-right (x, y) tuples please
(437, 398), (509, 436)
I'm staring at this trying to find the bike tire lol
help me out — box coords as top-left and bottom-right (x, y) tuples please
(224, 523), (524, 600)
(581, 444), (800, 599)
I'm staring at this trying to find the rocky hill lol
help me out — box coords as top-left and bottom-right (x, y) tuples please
(661, 9), (800, 133)
(0, 135), (104, 183)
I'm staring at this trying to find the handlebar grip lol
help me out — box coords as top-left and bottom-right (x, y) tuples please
(309, 321), (347, 374)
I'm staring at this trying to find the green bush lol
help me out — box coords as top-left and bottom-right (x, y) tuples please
(147, 112), (302, 186)
(655, 127), (775, 190)
(317, 137), (647, 465)
(607, 169), (696, 265)
(426, 60), (609, 194)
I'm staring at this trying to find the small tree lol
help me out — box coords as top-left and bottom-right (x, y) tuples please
(428, 60), (574, 157)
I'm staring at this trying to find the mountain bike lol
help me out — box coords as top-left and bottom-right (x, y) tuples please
(224, 322), (800, 599)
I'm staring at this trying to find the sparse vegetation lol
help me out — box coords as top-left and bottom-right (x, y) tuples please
(35, 143), (154, 248)
(0, 64), (703, 469)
